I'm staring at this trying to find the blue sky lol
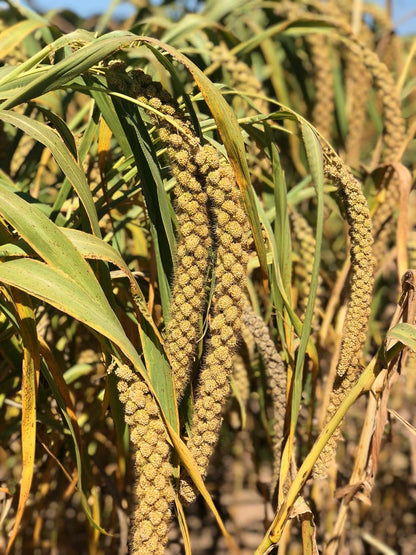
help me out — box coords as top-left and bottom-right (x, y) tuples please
(13, 0), (416, 35)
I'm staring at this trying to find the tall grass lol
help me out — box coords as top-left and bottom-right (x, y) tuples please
(0, 1), (415, 553)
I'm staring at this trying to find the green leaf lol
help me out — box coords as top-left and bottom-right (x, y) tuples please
(0, 31), (136, 109)
(0, 185), (102, 303)
(140, 320), (178, 432)
(386, 323), (416, 352)
(0, 20), (46, 58)
(107, 90), (174, 316)
(288, 123), (323, 431)
(273, 146), (291, 297)
(0, 29), (93, 92)
(88, 81), (134, 159)
(60, 228), (159, 337)
(0, 113), (101, 236)
(36, 106), (78, 159)
(0, 259), (145, 377)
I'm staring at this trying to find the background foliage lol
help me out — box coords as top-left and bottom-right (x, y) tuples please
(0, 0), (415, 553)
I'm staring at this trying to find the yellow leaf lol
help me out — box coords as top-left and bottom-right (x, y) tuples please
(6, 291), (39, 555)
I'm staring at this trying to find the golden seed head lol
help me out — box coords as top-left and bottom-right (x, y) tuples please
(175, 293), (186, 306)
(204, 379), (217, 393)
(154, 498), (170, 513)
(135, 409), (150, 426)
(211, 314), (225, 330)
(158, 128), (170, 142)
(234, 208), (247, 225)
(130, 428), (145, 444)
(220, 325), (234, 341)
(206, 169), (222, 185)
(184, 235), (200, 251)
(179, 319), (192, 333)
(195, 257), (207, 271)
(189, 296), (203, 309)
(142, 463), (158, 481)
(138, 520), (153, 541)
(148, 452), (163, 467)
(175, 170), (192, 186)
(138, 489), (156, 510)
(203, 430), (218, 444)
(220, 232), (233, 248)
(156, 521), (168, 538)
(174, 150), (189, 167)
(222, 253), (235, 270)
(180, 303), (193, 317)
(117, 381), (128, 393)
(217, 211), (231, 226)
(168, 134), (183, 148)
(177, 273), (190, 287)
(188, 266), (201, 280)
(211, 189), (225, 205)
(139, 443), (153, 459)
(226, 221), (243, 239)
(162, 104), (176, 116)
(183, 284), (196, 299)
(186, 201), (200, 216)
(200, 442), (215, 457)
(222, 200), (237, 213)
(212, 386), (228, 402)
(229, 284), (243, 300)
(124, 400), (137, 415)
(114, 365), (135, 382)
(231, 262), (244, 279)
(210, 335), (223, 349)
(145, 402), (159, 417)
(149, 510), (163, 526)
(192, 276), (204, 289)
(224, 305), (239, 324)
(144, 430), (159, 446)
(217, 295), (233, 311)
(194, 245), (207, 260)
(154, 475), (168, 491)
(148, 97), (162, 110)
(215, 346), (229, 362)
(129, 393), (146, 410)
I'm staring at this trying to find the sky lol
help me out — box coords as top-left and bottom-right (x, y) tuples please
(9, 0), (416, 35)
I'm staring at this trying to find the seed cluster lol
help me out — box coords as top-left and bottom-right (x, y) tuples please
(324, 148), (374, 378)
(314, 147), (374, 477)
(363, 2), (401, 69)
(131, 69), (213, 401)
(109, 363), (174, 555)
(179, 150), (250, 504)
(210, 43), (268, 116)
(308, 33), (334, 140)
(107, 65), (250, 516)
(242, 305), (286, 501)
(107, 63), (212, 401)
(290, 209), (323, 330)
(344, 51), (371, 168)
(319, 11), (405, 267)
(343, 27), (404, 159)
(231, 354), (250, 419)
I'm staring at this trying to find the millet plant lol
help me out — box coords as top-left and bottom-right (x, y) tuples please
(0, 1), (415, 554)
